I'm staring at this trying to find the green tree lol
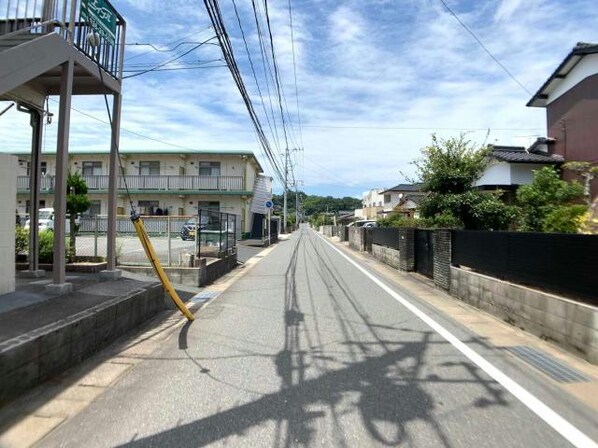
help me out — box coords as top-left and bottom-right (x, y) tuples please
(413, 134), (517, 230)
(67, 171), (91, 261)
(563, 161), (598, 205)
(516, 166), (584, 233)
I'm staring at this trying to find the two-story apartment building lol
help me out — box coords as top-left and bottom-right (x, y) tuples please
(527, 42), (598, 198)
(10, 148), (263, 233)
(356, 188), (386, 220)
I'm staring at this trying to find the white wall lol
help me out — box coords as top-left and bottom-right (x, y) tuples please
(0, 155), (17, 294)
(548, 53), (598, 105)
(511, 163), (542, 185)
(474, 162), (511, 186)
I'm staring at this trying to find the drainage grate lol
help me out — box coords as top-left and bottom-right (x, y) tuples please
(190, 291), (220, 304)
(506, 346), (591, 383)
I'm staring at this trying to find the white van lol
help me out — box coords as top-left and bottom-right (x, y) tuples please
(24, 208), (75, 232)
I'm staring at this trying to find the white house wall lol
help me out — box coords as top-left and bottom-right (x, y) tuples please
(547, 53), (598, 105)
(510, 163), (545, 185)
(474, 161), (511, 186)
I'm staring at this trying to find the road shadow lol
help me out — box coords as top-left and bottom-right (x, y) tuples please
(121, 228), (509, 447)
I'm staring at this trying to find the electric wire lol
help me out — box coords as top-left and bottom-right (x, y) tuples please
(287, 0), (304, 150)
(437, 0), (532, 96)
(231, 0), (281, 154)
(202, 0), (286, 185)
(122, 36), (218, 79)
(250, 0), (282, 155)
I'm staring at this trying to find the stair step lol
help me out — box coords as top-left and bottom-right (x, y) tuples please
(0, 33), (48, 51)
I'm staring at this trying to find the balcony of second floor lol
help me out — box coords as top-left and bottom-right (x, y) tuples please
(17, 174), (248, 193)
(1, 0), (125, 99)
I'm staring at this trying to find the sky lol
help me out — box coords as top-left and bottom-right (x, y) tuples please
(2, 0), (598, 198)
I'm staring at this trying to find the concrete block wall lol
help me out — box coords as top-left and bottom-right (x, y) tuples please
(433, 229), (451, 290)
(0, 282), (163, 406)
(398, 228), (415, 272)
(450, 267), (598, 364)
(372, 244), (401, 269)
(0, 155), (17, 295)
(348, 227), (366, 252)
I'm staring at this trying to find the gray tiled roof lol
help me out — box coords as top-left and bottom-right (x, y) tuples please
(491, 149), (564, 164)
(382, 183), (423, 193)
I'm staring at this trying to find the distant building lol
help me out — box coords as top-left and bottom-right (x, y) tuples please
(527, 41), (598, 198)
(8, 148), (263, 233)
(357, 188), (386, 220)
(381, 183), (425, 218)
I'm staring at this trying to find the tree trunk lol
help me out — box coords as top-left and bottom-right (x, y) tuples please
(69, 215), (76, 262)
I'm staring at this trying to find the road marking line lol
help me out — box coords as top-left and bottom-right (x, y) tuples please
(314, 230), (597, 448)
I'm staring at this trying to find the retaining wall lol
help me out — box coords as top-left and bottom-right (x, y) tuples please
(371, 244), (400, 270)
(0, 282), (163, 406)
(450, 267), (598, 364)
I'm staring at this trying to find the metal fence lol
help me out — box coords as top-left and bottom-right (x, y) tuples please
(370, 228), (401, 250)
(452, 230), (598, 303)
(197, 209), (238, 258)
(69, 213), (240, 267)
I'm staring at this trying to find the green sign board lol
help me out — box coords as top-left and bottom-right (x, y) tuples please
(80, 0), (117, 45)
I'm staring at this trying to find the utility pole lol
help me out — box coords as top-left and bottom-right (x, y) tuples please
(283, 148), (289, 233)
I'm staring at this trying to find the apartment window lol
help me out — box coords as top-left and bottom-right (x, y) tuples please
(138, 200), (160, 215)
(26, 161), (47, 176)
(139, 161), (160, 175)
(198, 162), (220, 176)
(85, 200), (102, 216)
(82, 161), (102, 175)
(197, 201), (220, 211)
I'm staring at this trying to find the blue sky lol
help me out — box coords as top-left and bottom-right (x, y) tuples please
(2, 0), (598, 198)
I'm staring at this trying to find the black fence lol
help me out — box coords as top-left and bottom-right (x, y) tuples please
(452, 230), (598, 303)
(370, 228), (401, 250)
(415, 229), (434, 278)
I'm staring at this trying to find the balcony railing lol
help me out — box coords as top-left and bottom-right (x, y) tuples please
(1, 0), (125, 79)
(17, 175), (246, 192)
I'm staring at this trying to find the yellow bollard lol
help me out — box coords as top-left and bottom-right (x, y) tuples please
(131, 214), (195, 321)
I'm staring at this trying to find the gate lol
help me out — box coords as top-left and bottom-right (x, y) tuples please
(415, 229), (433, 278)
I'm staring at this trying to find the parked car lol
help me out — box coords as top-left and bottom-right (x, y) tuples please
(24, 208), (78, 232)
(347, 219), (378, 228)
(180, 218), (198, 241)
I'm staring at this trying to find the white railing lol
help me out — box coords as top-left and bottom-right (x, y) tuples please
(17, 175), (246, 191)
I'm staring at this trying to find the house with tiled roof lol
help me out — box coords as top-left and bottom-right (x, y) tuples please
(380, 183), (426, 218)
(474, 140), (563, 201)
(527, 42), (598, 198)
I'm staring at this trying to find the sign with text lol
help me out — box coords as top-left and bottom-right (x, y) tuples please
(250, 174), (273, 215)
(81, 0), (117, 45)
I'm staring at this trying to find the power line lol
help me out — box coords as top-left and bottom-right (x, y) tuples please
(202, 0), (286, 185)
(122, 36), (218, 79)
(231, 0), (281, 154)
(436, 0), (532, 96)
(302, 124), (544, 131)
(287, 0), (304, 150)
(124, 26), (214, 62)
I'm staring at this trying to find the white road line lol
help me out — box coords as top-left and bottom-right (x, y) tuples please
(314, 230), (597, 448)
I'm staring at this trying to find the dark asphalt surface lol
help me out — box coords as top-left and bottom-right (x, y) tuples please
(39, 226), (597, 447)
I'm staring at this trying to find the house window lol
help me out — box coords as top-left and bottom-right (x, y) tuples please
(138, 200), (160, 215)
(139, 161), (160, 175)
(85, 200), (102, 216)
(198, 162), (220, 176)
(384, 194), (391, 204)
(82, 161), (102, 175)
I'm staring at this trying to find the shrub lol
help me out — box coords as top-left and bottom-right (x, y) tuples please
(39, 230), (55, 264)
(15, 227), (29, 258)
(542, 205), (587, 233)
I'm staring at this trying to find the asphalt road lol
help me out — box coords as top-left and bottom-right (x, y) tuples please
(39, 226), (597, 447)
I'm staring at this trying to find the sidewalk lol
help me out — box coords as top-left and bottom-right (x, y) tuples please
(325, 234), (598, 414)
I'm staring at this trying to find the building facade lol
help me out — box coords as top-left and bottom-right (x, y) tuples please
(527, 42), (598, 198)
(11, 149), (263, 233)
